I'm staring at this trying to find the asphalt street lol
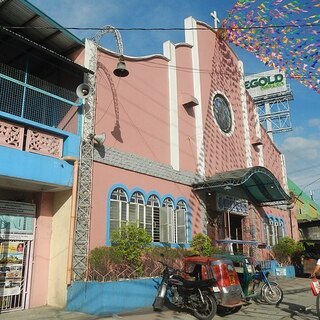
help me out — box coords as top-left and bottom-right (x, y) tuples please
(0, 277), (318, 320)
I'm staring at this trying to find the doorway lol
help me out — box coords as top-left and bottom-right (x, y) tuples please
(230, 214), (243, 253)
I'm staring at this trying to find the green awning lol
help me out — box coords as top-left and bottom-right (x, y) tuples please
(192, 166), (291, 206)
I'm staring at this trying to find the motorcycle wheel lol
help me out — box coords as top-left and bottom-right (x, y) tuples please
(192, 292), (217, 320)
(261, 282), (283, 305)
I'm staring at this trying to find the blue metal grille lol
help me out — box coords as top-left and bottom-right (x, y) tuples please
(0, 64), (80, 134)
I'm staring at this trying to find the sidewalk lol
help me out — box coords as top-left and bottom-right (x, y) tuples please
(0, 277), (312, 320)
(276, 276), (311, 294)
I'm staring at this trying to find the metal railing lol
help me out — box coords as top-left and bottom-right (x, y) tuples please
(0, 64), (81, 134)
(87, 264), (163, 282)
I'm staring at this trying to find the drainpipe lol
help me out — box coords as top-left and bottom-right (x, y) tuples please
(63, 156), (79, 285)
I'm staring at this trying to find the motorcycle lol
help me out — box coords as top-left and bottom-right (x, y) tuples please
(184, 255), (246, 315)
(250, 264), (283, 305)
(214, 254), (283, 305)
(153, 259), (218, 320)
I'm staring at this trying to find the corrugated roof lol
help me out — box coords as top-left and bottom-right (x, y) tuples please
(193, 166), (291, 206)
(0, 0), (84, 56)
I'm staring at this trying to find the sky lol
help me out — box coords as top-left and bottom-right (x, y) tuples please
(28, 0), (320, 202)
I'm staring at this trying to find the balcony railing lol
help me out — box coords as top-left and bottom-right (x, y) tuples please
(0, 64), (81, 135)
(0, 118), (63, 158)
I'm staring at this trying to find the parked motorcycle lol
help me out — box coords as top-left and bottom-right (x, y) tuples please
(250, 264), (283, 305)
(153, 259), (217, 320)
(184, 255), (246, 315)
(214, 254), (283, 305)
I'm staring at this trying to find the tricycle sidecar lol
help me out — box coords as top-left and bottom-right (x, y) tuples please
(213, 254), (255, 297)
(213, 254), (283, 305)
(184, 256), (245, 312)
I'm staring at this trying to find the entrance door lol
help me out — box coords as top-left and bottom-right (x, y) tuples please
(230, 214), (243, 253)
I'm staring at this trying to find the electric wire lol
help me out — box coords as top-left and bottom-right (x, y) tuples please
(2, 23), (320, 31)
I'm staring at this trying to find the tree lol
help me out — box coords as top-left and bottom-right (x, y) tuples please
(190, 233), (220, 257)
(110, 224), (152, 272)
(272, 237), (304, 265)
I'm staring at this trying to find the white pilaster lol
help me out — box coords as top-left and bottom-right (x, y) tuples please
(238, 61), (252, 168)
(163, 41), (179, 170)
(281, 154), (289, 193)
(184, 17), (205, 177)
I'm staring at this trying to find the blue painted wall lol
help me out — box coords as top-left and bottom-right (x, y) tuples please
(0, 111), (81, 159)
(67, 278), (160, 316)
(0, 146), (75, 187)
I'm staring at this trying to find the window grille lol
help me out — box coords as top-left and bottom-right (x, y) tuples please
(147, 195), (160, 242)
(0, 64), (80, 134)
(109, 190), (188, 245)
(110, 188), (128, 235)
(129, 192), (145, 228)
(160, 199), (174, 243)
(176, 201), (187, 243)
(268, 220), (274, 246)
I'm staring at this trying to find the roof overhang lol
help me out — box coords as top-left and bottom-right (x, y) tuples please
(0, 0), (93, 75)
(0, 26), (93, 75)
(192, 166), (291, 206)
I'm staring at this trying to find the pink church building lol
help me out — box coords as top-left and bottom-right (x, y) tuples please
(0, 1), (300, 313)
(83, 15), (299, 262)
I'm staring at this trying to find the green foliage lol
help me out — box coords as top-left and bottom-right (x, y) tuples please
(272, 237), (304, 265)
(110, 224), (152, 271)
(190, 233), (221, 257)
(88, 246), (114, 275)
(142, 247), (189, 271)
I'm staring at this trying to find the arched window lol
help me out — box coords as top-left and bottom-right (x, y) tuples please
(268, 219), (274, 246)
(274, 221), (279, 244)
(146, 195), (160, 242)
(110, 188), (128, 235)
(263, 219), (269, 245)
(175, 201), (187, 243)
(160, 198), (174, 243)
(129, 192), (145, 228)
(278, 220), (284, 241)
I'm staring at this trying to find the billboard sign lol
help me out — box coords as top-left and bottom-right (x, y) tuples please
(0, 200), (35, 240)
(245, 70), (287, 98)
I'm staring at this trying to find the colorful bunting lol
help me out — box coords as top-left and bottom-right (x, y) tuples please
(221, 0), (320, 93)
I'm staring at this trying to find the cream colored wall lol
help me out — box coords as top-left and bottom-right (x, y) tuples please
(29, 192), (53, 308)
(47, 190), (72, 307)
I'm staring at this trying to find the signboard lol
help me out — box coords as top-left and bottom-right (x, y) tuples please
(245, 70), (287, 98)
(0, 200), (35, 240)
(0, 241), (24, 296)
(216, 194), (248, 215)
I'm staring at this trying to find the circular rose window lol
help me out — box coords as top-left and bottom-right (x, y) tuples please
(212, 94), (232, 133)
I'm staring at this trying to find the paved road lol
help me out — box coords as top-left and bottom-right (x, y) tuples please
(1, 290), (318, 320)
(114, 290), (319, 320)
(0, 278), (318, 320)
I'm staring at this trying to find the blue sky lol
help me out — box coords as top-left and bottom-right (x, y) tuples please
(28, 0), (320, 202)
